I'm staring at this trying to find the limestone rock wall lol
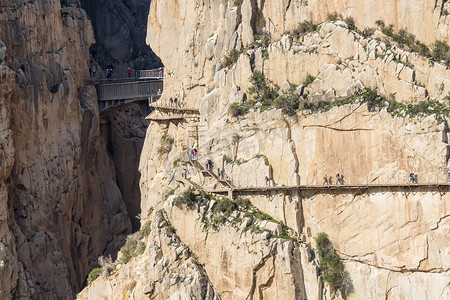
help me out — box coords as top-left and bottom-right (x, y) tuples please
(136, 0), (450, 299)
(78, 210), (220, 300)
(0, 1), (131, 298)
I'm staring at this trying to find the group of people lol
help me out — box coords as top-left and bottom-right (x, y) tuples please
(323, 172), (345, 185)
(169, 97), (179, 107)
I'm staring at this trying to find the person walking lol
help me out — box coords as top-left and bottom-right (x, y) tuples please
(92, 66), (96, 78)
(323, 173), (328, 185)
(127, 67), (132, 78)
(336, 172), (340, 186)
(159, 67), (163, 77)
(409, 172), (415, 183)
(174, 97), (178, 107)
(169, 97), (173, 107)
(265, 176), (270, 186)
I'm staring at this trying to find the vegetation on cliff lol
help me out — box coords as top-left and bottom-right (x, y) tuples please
(315, 232), (344, 289)
(173, 189), (296, 240)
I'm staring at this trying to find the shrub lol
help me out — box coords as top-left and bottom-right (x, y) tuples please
(87, 267), (102, 284)
(289, 21), (318, 39)
(315, 232), (343, 289)
(222, 49), (241, 68)
(173, 187), (197, 209)
(229, 102), (248, 117)
(327, 13), (340, 21)
(432, 40), (450, 67)
(120, 237), (137, 264)
(135, 221), (151, 239)
(158, 134), (174, 155)
(164, 189), (175, 200)
(344, 17), (356, 31)
(442, 9), (449, 16)
(362, 27), (375, 38)
(253, 32), (270, 48)
(234, 197), (251, 209)
(375, 19), (385, 28)
(233, 0), (243, 6)
(274, 85), (300, 116)
(173, 158), (181, 167)
(214, 197), (237, 216)
(381, 24), (394, 37)
(248, 71), (278, 111)
(302, 74), (316, 86)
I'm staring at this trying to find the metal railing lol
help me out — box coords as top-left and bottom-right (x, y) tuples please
(136, 68), (164, 79)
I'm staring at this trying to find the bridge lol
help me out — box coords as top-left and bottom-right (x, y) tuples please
(85, 68), (164, 115)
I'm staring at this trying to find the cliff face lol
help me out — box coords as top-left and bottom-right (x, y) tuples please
(80, 0), (162, 73)
(80, 0), (450, 299)
(0, 1), (131, 298)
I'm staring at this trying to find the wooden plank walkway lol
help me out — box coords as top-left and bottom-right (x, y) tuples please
(206, 183), (450, 195)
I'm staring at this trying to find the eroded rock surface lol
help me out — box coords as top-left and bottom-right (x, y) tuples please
(0, 1), (131, 298)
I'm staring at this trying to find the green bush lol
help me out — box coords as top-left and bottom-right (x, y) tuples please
(275, 85), (300, 116)
(173, 158), (181, 167)
(327, 13), (340, 21)
(234, 197), (251, 209)
(315, 232), (343, 289)
(432, 40), (450, 67)
(87, 267), (102, 284)
(222, 49), (241, 68)
(287, 21), (319, 40)
(253, 32), (270, 48)
(173, 187), (197, 209)
(375, 20), (385, 28)
(214, 197), (237, 216)
(135, 221), (151, 239)
(248, 70), (278, 111)
(120, 237), (138, 264)
(164, 189), (175, 200)
(233, 0), (243, 6)
(361, 27), (375, 38)
(302, 74), (316, 86)
(344, 17), (356, 31)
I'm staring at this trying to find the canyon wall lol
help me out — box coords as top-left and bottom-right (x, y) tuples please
(81, 0), (162, 74)
(0, 0), (132, 298)
(80, 0), (450, 299)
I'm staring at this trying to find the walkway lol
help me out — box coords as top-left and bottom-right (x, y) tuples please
(206, 183), (450, 198)
(146, 101), (200, 122)
(183, 158), (233, 188)
(85, 68), (164, 115)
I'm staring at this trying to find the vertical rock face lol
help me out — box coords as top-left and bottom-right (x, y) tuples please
(103, 103), (150, 231)
(130, 0), (450, 299)
(0, 0), (131, 298)
(80, 0), (162, 73)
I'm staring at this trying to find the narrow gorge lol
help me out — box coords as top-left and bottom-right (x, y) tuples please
(1, 0), (449, 299)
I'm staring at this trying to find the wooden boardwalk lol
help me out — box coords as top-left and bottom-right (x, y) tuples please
(206, 183), (450, 197)
(146, 102), (200, 122)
